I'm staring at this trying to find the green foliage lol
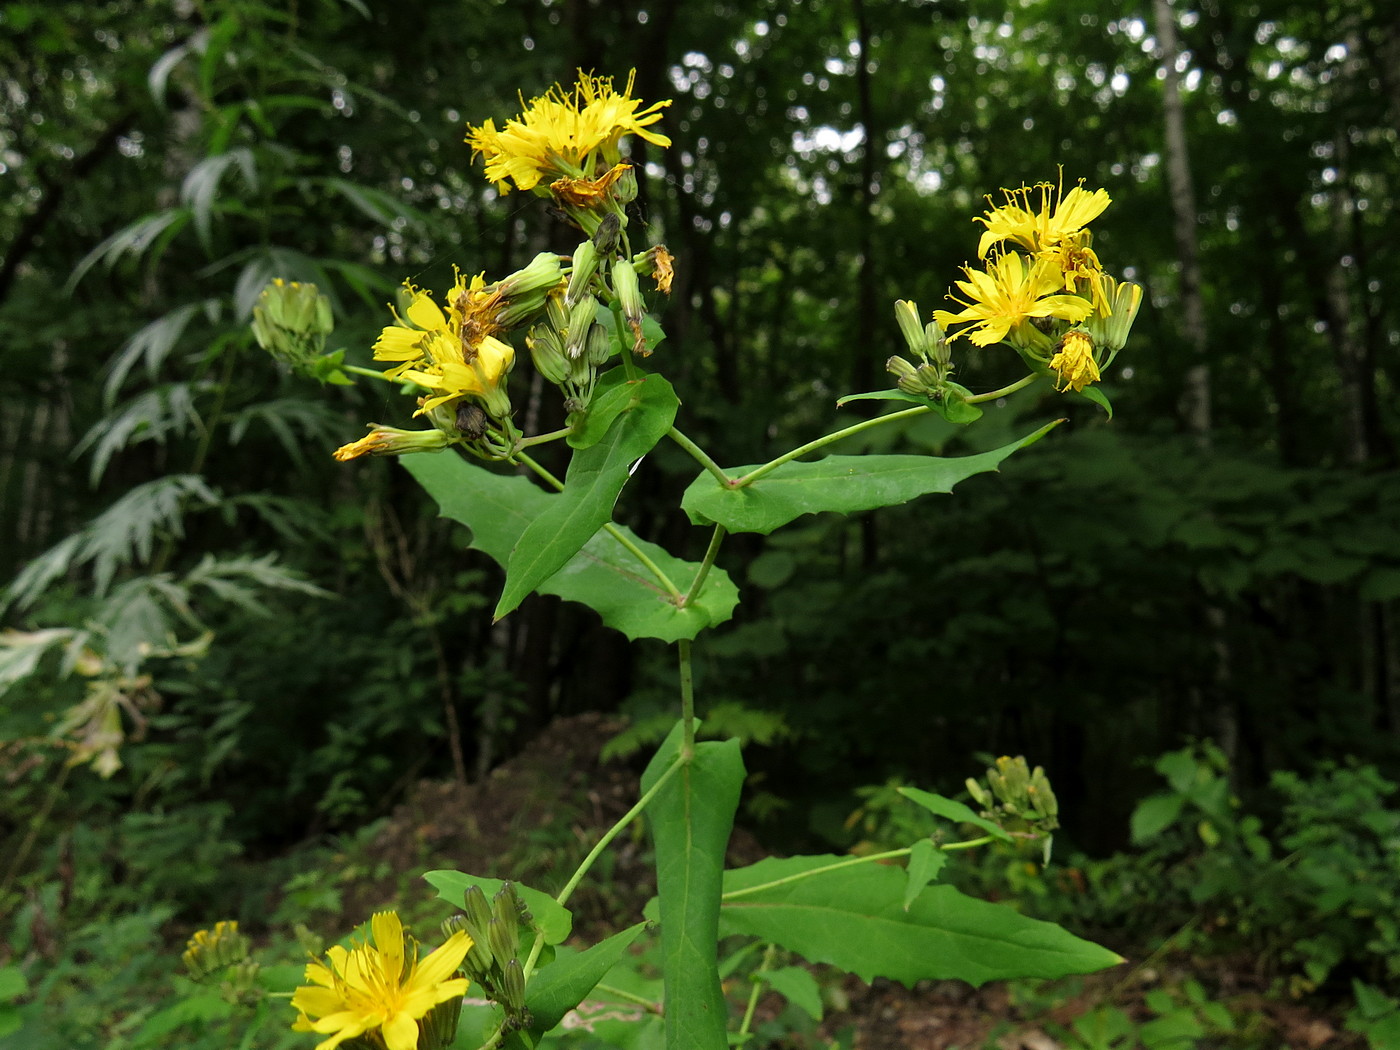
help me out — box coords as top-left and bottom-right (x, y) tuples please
(681, 420), (1062, 535)
(403, 453), (739, 642)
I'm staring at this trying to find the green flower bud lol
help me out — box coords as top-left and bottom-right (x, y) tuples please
(611, 258), (648, 356)
(500, 958), (527, 1014)
(419, 996), (462, 1050)
(528, 323), (571, 385)
(585, 322), (613, 367)
(486, 917), (518, 967)
(462, 884), (494, 937)
(894, 300), (929, 360)
(1084, 275), (1144, 352)
(592, 212), (623, 255)
(565, 297), (598, 359)
(496, 252), (563, 300)
(567, 240), (599, 306)
(251, 279), (334, 375)
(544, 286), (570, 334)
(612, 164), (639, 203)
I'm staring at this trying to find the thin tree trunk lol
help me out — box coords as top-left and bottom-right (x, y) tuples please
(1155, 0), (1211, 437)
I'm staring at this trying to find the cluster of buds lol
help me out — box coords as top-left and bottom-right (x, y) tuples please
(445, 883), (534, 1032)
(182, 920), (262, 1003)
(251, 280), (349, 385)
(886, 299), (956, 402)
(966, 755), (1060, 854)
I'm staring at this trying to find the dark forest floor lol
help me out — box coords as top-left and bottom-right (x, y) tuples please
(344, 713), (1364, 1050)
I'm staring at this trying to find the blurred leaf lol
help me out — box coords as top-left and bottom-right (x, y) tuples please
(720, 854), (1121, 986)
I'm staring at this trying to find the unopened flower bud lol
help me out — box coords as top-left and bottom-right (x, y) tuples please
(545, 286), (570, 333)
(500, 958), (527, 1014)
(332, 424), (453, 462)
(528, 324), (571, 385)
(612, 164), (638, 203)
(486, 916), (518, 966)
(567, 240), (600, 306)
(496, 253), (563, 300)
(592, 212), (623, 256)
(586, 322), (613, 367)
(462, 885), (494, 937)
(611, 258), (648, 356)
(565, 297), (598, 359)
(1085, 275), (1143, 352)
(894, 300), (929, 360)
(251, 279), (334, 374)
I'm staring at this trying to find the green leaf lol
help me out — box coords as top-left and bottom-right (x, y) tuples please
(496, 374), (679, 620)
(682, 421), (1062, 535)
(835, 388), (931, 408)
(1077, 385), (1114, 418)
(761, 966), (823, 1021)
(642, 725), (746, 1050)
(516, 923), (647, 1035)
(405, 450), (737, 642)
(835, 387), (982, 423)
(1129, 793), (1185, 844)
(720, 854), (1121, 987)
(568, 369), (640, 450)
(898, 787), (1013, 842)
(421, 871), (573, 945)
(903, 839), (947, 910)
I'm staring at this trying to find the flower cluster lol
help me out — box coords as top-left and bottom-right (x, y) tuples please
(291, 911), (472, 1050)
(466, 70), (670, 196)
(916, 175), (1142, 395)
(333, 70), (676, 464)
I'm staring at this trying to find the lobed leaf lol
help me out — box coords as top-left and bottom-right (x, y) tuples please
(404, 447), (737, 642)
(642, 726), (746, 1050)
(495, 374), (679, 620)
(720, 854), (1121, 987)
(681, 420), (1063, 535)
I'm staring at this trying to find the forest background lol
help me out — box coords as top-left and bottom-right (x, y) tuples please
(2, 0), (1399, 1047)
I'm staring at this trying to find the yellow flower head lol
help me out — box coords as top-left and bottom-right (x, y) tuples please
(1049, 330), (1102, 392)
(976, 177), (1112, 259)
(933, 252), (1094, 347)
(291, 911), (471, 1050)
(371, 272), (518, 419)
(466, 70), (671, 194)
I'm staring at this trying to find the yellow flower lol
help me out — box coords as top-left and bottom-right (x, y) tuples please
(332, 425), (453, 461)
(976, 178), (1112, 259)
(370, 273), (518, 419)
(1049, 330), (1102, 392)
(466, 70), (671, 194)
(291, 911), (471, 1050)
(934, 253), (1094, 347)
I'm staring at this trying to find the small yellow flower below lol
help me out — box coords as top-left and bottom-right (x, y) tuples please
(1049, 331), (1102, 392)
(291, 911), (471, 1050)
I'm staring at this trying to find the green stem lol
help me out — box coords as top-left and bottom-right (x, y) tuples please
(940, 835), (994, 851)
(591, 982), (663, 1013)
(721, 847), (912, 900)
(682, 524), (726, 607)
(515, 426), (574, 449)
(520, 756), (686, 980)
(341, 363), (397, 382)
(732, 405), (931, 488)
(667, 426), (730, 486)
(513, 450), (683, 601)
(964, 372), (1038, 404)
(678, 639), (696, 760)
(612, 302), (642, 382)
(736, 944), (779, 1044)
